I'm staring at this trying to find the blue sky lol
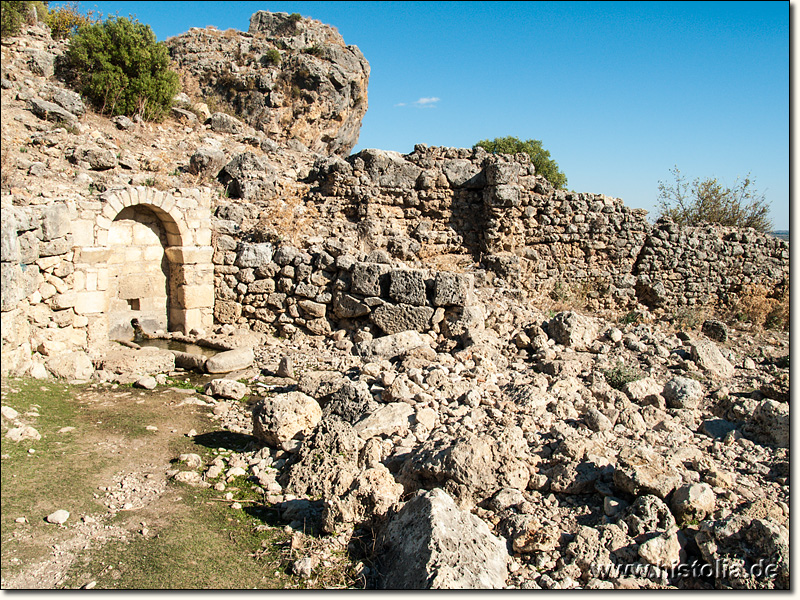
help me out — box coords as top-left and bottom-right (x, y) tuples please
(56, 1), (789, 229)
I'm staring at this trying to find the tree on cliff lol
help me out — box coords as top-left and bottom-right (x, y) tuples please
(656, 166), (772, 233)
(473, 136), (568, 189)
(61, 16), (179, 121)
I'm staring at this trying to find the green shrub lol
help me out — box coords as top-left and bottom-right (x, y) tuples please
(45, 1), (99, 40)
(603, 364), (644, 391)
(262, 48), (281, 66)
(474, 136), (568, 189)
(1, 0), (46, 38)
(302, 45), (324, 58)
(62, 16), (179, 121)
(657, 166), (772, 233)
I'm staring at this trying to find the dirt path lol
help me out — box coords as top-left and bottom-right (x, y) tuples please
(1, 378), (289, 589)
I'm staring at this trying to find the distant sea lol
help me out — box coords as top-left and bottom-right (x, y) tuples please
(771, 230), (789, 243)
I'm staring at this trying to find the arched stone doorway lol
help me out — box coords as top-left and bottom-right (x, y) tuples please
(71, 187), (214, 349)
(107, 205), (171, 340)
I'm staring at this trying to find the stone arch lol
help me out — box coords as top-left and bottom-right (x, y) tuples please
(72, 187), (214, 345)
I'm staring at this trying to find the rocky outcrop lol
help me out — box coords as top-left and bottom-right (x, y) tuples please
(167, 11), (369, 156)
(376, 488), (510, 589)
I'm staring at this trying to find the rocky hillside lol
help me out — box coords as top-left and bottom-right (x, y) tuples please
(0, 12), (790, 591)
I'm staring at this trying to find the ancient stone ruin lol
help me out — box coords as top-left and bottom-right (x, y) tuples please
(0, 9), (789, 591)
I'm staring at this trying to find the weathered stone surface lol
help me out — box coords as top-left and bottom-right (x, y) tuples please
(45, 351), (94, 381)
(696, 514), (788, 589)
(252, 391), (322, 449)
(189, 147), (227, 176)
(354, 149), (423, 188)
(205, 378), (248, 400)
(205, 347), (254, 373)
(169, 12), (369, 156)
(96, 346), (175, 376)
(751, 399), (789, 448)
(40, 204), (70, 241)
(701, 319), (728, 342)
(388, 269), (427, 306)
(235, 242), (274, 268)
(209, 111), (245, 133)
(332, 292), (370, 319)
(638, 529), (681, 567)
(365, 330), (427, 360)
(353, 402), (414, 439)
(134, 375), (157, 390)
(218, 152), (277, 200)
(281, 418), (361, 498)
(613, 446), (681, 499)
(321, 464), (403, 533)
(370, 303), (434, 335)
(671, 483), (716, 523)
(547, 311), (599, 350)
(6, 425), (41, 442)
(663, 376), (704, 409)
(377, 488), (509, 589)
(27, 97), (76, 125)
(45, 510), (70, 525)
(351, 262), (391, 297)
(50, 87), (85, 116)
(67, 145), (117, 170)
(688, 338), (734, 379)
(432, 272), (473, 307)
(322, 380), (377, 424)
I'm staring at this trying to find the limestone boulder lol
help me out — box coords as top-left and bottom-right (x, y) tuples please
(376, 488), (510, 589)
(750, 399), (789, 448)
(671, 483), (716, 523)
(45, 351), (94, 381)
(688, 338), (734, 379)
(353, 402), (414, 439)
(205, 378), (248, 400)
(613, 445), (682, 499)
(321, 464), (403, 533)
(364, 330), (427, 360)
(205, 347), (254, 373)
(547, 311), (599, 350)
(97, 346), (175, 376)
(663, 376), (704, 409)
(252, 391), (322, 450)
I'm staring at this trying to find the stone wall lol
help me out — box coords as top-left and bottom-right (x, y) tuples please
(1, 186), (214, 377)
(213, 237), (480, 343)
(286, 145), (788, 312)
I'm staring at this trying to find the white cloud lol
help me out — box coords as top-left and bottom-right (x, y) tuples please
(414, 97), (440, 107)
(395, 97), (441, 108)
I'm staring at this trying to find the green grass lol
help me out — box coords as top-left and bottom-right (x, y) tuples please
(603, 365), (644, 391)
(1, 379), (110, 577)
(61, 483), (291, 589)
(1, 378), (298, 589)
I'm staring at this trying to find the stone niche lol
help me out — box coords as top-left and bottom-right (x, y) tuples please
(70, 186), (215, 347)
(107, 205), (170, 340)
